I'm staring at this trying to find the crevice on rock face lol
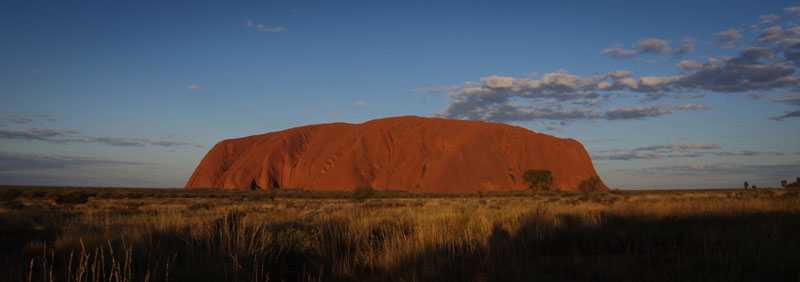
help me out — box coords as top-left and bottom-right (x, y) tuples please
(269, 177), (280, 189)
(250, 180), (261, 190)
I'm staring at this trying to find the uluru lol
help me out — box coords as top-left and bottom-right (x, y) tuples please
(185, 116), (606, 193)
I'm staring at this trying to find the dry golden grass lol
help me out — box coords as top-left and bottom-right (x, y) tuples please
(1, 187), (799, 281)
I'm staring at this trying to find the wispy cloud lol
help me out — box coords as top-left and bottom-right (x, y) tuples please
(0, 151), (144, 172)
(413, 85), (461, 94)
(636, 144), (721, 151)
(604, 104), (673, 120)
(0, 128), (79, 141)
(769, 109), (800, 121)
(601, 38), (675, 59)
(602, 37), (699, 59)
(674, 37), (697, 55)
(4, 117), (33, 124)
(246, 19), (286, 32)
(710, 151), (785, 157)
(675, 103), (710, 110)
(188, 84), (202, 91)
(626, 162), (800, 178)
(760, 14), (780, 25)
(593, 143), (720, 160)
(0, 128), (202, 148)
(3, 114), (56, 125)
(771, 95), (800, 106)
(353, 101), (366, 107)
(754, 6), (800, 28)
(545, 125), (562, 132)
(715, 29), (742, 49)
(30, 69), (43, 74)
(601, 47), (639, 59)
(592, 143), (788, 161)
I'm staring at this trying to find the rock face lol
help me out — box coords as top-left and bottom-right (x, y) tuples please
(185, 116), (606, 193)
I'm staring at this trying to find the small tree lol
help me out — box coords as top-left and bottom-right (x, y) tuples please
(267, 187), (276, 201)
(577, 176), (603, 193)
(781, 180), (788, 188)
(786, 177), (800, 189)
(744, 181), (749, 189)
(352, 186), (375, 202)
(523, 170), (554, 193)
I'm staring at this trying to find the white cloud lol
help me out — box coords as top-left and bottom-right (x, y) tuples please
(435, 7), (800, 124)
(676, 60), (702, 71)
(247, 19), (286, 32)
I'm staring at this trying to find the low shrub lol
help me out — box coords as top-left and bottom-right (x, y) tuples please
(187, 202), (214, 211)
(353, 186), (375, 202)
(2, 199), (25, 210)
(55, 191), (89, 205)
(0, 189), (22, 201)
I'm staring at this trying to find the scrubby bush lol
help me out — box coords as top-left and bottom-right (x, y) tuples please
(523, 169), (553, 193)
(187, 202), (214, 211)
(0, 189), (22, 201)
(577, 176), (604, 193)
(55, 191), (89, 204)
(353, 186), (375, 202)
(2, 200), (25, 209)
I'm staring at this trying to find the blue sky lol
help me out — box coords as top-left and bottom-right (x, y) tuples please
(1, 0), (798, 189)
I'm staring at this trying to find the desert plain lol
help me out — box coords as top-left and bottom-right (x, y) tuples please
(1, 186), (799, 282)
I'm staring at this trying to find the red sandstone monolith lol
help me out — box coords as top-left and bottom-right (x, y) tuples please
(185, 116), (606, 193)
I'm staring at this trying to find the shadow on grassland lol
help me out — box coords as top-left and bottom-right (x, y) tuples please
(378, 210), (800, 282)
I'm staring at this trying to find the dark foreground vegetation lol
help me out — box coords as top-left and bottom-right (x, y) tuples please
(1, 186), (799, 281)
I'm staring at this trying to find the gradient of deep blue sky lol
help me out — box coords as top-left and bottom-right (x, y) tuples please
(1, 0), (798, 189)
